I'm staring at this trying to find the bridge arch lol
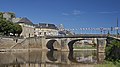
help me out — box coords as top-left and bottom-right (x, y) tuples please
(46, 39), (61, 50)
(68, 39), (85, 51)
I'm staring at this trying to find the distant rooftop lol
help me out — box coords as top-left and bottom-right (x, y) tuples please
(34, 23), (58, 30)
(17, 17), (33, 25)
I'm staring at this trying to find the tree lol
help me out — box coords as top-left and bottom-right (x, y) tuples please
(0, 16), (22, 36)
(14, 24), (22, 36)
(0, 19), (13, 35)
(0, 12), (3, 19)
(0, 19), (9, 34)
(107, 30), (110, 36)
(106, 39), (120, 62)
(0, 12), (22, 37)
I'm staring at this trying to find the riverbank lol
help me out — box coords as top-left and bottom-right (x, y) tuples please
(94, 61), (120, 67)
(0, 37), (43, 50)
(73, 49), (96, 51)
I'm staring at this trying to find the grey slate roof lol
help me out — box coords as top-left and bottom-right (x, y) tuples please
(34, 23), (58, 30)
(17, 17), (33, 25)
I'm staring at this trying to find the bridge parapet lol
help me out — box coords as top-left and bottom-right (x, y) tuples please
(46, 34), (108, 39)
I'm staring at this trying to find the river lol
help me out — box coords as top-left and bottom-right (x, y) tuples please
(0, 50), (105, 67)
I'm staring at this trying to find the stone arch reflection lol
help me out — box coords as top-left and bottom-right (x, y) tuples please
(46, 50), (57, 61)
(68, 51), (78, 63)
(46, 40), (60, 50)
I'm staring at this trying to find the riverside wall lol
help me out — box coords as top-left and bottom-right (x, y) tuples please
(0, 37), (43, 50)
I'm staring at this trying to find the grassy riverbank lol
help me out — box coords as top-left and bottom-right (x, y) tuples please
(73, 45), (96, 49)
(95, 61), (120, 67)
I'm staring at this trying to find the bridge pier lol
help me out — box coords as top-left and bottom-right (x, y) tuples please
(96, 38), (106, 53)
(96, 38), (106, 63)
(61, 38), (69, 51)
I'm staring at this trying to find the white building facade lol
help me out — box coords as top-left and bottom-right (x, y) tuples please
(17, 18), (35, 38)
(34, 23), (59, 36)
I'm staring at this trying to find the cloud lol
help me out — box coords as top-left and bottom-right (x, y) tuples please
(62, 10), (85, 16)
(72, 10), (81, 15)
(62, 13), (69, 16)
(97, 11), (118, 14)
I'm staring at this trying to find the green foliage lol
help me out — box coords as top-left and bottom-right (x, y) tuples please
(73, 45), (96, 49)
(107, 31), (110, 36)
(105, 39), (120, 62)
(0, 12), (22, 36)
(11, 23), (22, 36)
(0, 12), (3, 19)
(94, 61), (116, 67)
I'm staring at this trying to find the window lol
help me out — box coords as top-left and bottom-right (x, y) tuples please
(39, 32), (41, 35)
(44, 32), (46, 35)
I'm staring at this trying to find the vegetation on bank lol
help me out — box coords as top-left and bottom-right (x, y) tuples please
(105, 39), (120, 62)
(0, 12), (22, 37)
(102, 38), (120, 67)
(94, 61), (119, 67)
(73, 45), (96, 49)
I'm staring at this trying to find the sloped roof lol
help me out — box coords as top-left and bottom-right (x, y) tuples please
(17, 17), (33, 25)
(34, 23), (58, 30)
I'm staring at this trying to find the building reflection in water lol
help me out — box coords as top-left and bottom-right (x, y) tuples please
(0, 50), (104, 67)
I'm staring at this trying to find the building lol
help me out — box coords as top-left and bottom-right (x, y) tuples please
(34, 23), (59, 36)
(12, 17), (22, 23)
(1, 12), (61, 37)
(2, 12), (15, 21)
(58, 24), (74, 36)
(17, 17), (35, 38)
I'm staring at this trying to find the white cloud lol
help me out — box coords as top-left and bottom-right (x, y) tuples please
(62, 13), (69, 16)
(62, 10), (85, 16)
(72, 10), (81, 15)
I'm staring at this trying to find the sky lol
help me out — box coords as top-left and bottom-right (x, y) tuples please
(0, 0), (120, 33)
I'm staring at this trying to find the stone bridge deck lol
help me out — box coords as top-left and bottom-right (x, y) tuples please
(45, 34), (108, 39)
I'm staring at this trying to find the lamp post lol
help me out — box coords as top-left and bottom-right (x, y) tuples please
(100, 28), (103, 34)
(116, 17), (119, 37)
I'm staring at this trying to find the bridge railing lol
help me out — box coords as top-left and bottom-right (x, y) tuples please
(45, 34), (109, 38)
(109, 34), (120, 38)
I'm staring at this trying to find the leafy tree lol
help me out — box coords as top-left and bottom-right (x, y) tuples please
(0, 20), (13, 35)
(11, 23), (22, 36)
(106, 39), (120, 62)
(0, 12), (3, 19)
(15, 24), (22, 36)
(0, 12), (22, 36)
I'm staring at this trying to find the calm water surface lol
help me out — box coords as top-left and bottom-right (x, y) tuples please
(0, 50), (105, 67)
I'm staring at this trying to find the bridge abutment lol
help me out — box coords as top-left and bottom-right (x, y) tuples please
(96, 38), (106, 53)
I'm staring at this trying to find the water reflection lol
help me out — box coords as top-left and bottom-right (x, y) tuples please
(47, 50), (57, 61)
(68, 51), (78, 63)
(0, 50), (104, 67)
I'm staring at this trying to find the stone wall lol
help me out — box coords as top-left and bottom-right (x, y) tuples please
(13, 37), (42, 49)
(0, 37), (42, 49)
(0, 38), (17, 49)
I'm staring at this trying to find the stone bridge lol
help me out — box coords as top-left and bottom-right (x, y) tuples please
(6, 34), (108, 52)
(41, 35), (107, 52)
